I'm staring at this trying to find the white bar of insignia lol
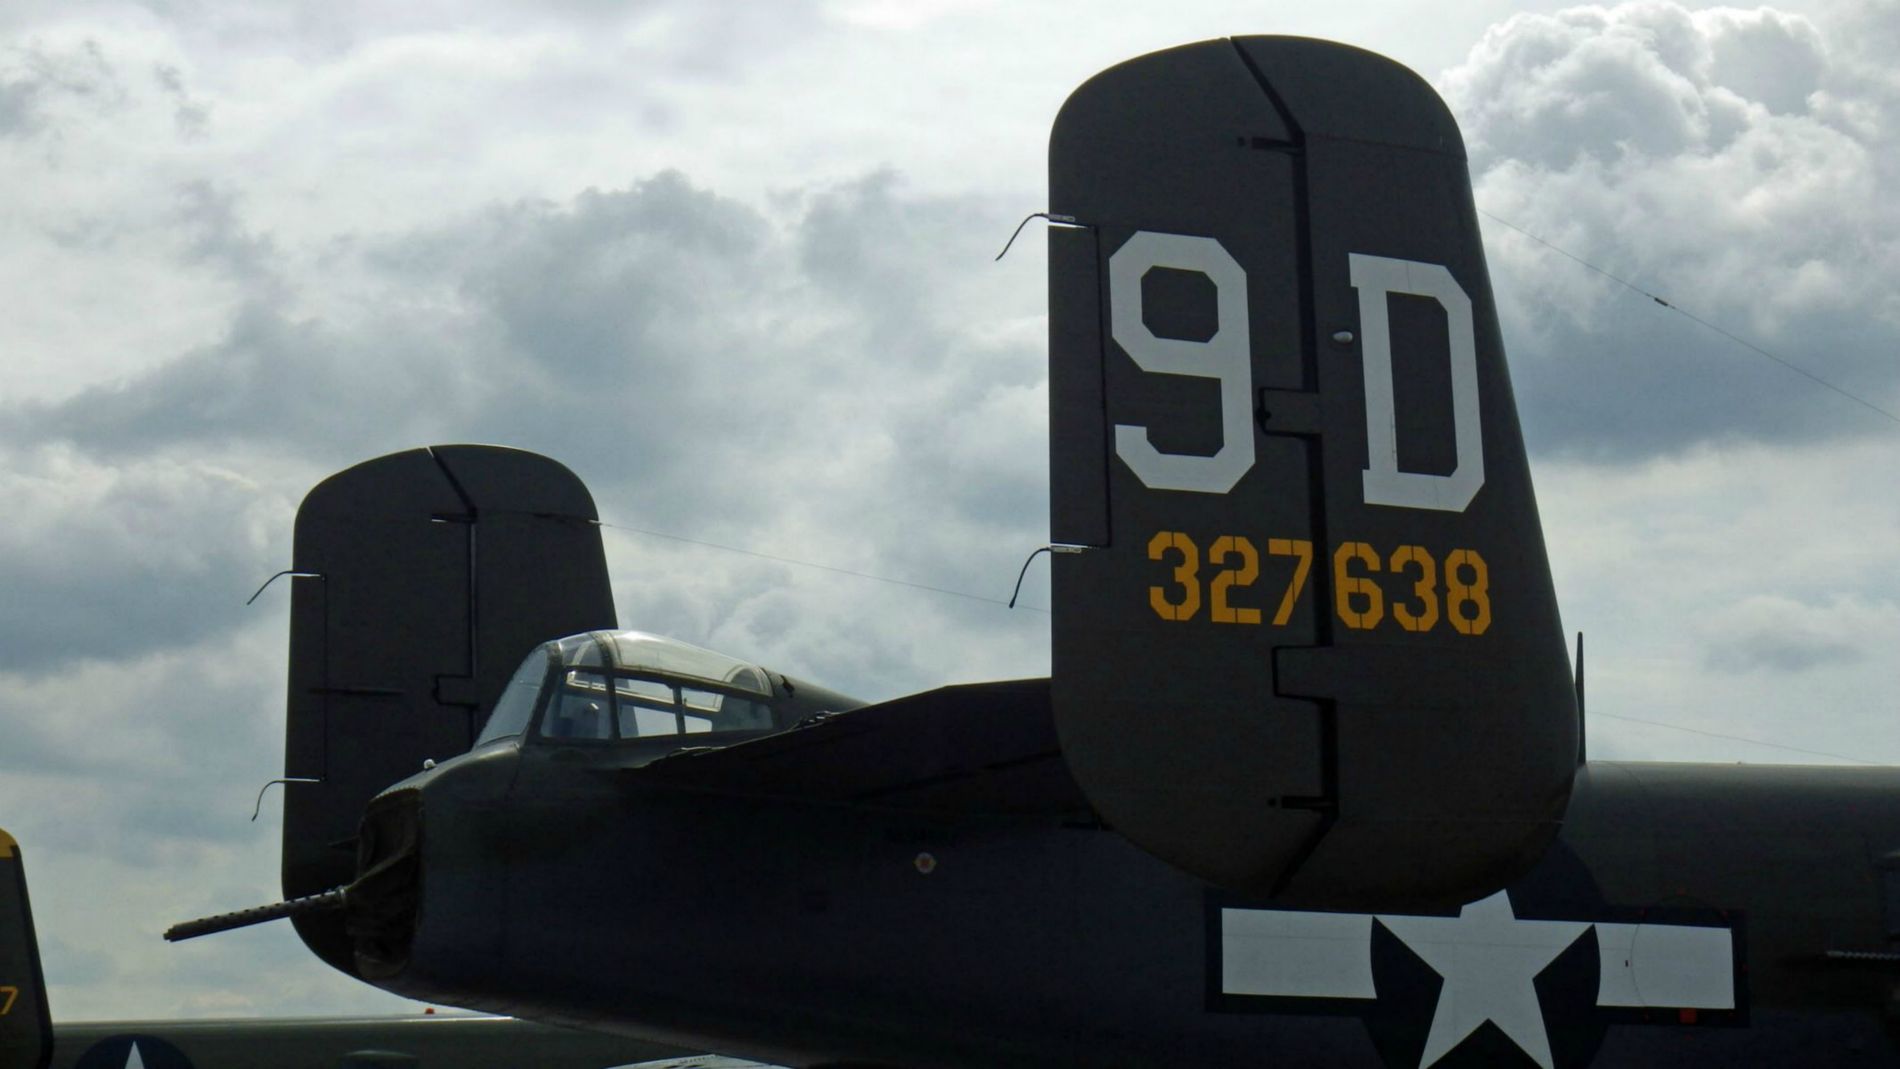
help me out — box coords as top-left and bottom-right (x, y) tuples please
(1220, 908), (1377, 999)
(1594, 922), (1735, 1009)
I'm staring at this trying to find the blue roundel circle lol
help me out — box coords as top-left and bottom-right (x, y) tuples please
(73, 1034), (195, 1069)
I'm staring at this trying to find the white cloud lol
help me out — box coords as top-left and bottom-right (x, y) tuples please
(1445, 1), (1900, 454)
(1702, 593), (1895, 672)
(0, 445), (289, 667)
(1541, 434), (1900, 762)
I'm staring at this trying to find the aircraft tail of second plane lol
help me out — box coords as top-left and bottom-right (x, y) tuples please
(0, 828), (53, 1069)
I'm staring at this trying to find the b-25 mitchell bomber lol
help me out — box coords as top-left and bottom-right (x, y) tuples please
(170, 36), (1900, 1069)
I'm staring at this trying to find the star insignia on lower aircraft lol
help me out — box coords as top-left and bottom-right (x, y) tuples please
(1214, 880), (1740, 1069)
(1375, 891), (1588, 1069)
(72, 1034), (195, 1069)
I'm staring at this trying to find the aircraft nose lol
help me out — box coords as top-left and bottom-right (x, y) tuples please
(350, 788), (423, 980)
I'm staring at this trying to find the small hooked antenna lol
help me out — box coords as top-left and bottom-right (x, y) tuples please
(251, 777), (321, 821)
(995, 212), (1082, 261)
(246, 570), (322, 605)
(1007, 544), (1087, 608)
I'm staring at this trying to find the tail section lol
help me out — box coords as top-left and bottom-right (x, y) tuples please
(281, 445), (616, 973)
(0, 830), (52, 1069)
(1048, 38), (1575, 908)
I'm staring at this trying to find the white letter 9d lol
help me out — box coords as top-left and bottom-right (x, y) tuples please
(1109, 232), (1253, 495)
(1106, 235), (1483, 512)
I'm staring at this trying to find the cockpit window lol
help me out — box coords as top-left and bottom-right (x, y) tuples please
(555, 633), (606, 667)
(682, 686), (774, 730)
(596, 632), (772, 696)
(527, 630), (785, 744)
(616, 676), (714, 738)
(543, 670), (616, 740)
(608, 677), (776, 737)
(476, 647), (554, 744)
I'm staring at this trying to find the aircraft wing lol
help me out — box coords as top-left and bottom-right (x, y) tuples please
(628, 679), (1092, 817)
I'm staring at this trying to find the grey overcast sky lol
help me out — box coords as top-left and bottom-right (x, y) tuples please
(2, 0), (1895, 1023)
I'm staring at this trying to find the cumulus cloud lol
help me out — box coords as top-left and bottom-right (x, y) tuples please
(1, 159), (1046, 679)
(1538, 434), (1900, 762)
(1441, 1), (1900, 457)
(0, 446), (291, 669)
(0, 36), (120, 138)
(1447, 5), (1824, 168)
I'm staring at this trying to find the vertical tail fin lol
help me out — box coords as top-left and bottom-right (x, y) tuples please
(1048, 38), (1576, 908)
(281, 445), (616, 974)
(0, 830), (53, 1069)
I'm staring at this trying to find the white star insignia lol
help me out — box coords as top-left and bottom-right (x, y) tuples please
(123, 1041), (147, 1069)
(1377, 890), (1589, 1069)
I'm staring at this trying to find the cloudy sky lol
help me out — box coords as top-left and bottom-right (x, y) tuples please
(2, 0), (1895, 1024)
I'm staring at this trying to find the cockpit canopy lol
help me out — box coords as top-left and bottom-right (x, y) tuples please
(475, 630), (786, 746)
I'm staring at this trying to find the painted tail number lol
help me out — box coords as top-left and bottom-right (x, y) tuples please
(1149, 532), (1489, 635)
(1148, 533), (1313, 626)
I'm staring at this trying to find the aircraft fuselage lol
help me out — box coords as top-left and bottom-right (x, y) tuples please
(366, 744), (1900, 1068)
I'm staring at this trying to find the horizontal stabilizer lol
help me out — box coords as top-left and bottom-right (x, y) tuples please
(632, 679), (1089, 817)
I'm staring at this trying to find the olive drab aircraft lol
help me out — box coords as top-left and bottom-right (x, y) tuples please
(164, 36), (1900, 1069)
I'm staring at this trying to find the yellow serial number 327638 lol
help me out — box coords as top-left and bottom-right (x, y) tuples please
(1146, 533), (1491, 636)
